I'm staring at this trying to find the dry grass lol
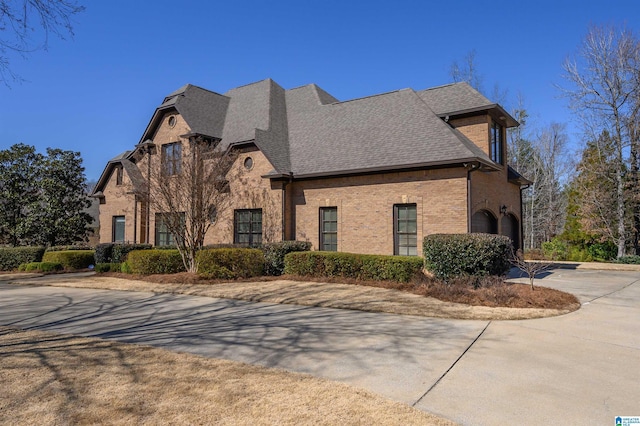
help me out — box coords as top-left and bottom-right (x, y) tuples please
(0, 326), (454, 425)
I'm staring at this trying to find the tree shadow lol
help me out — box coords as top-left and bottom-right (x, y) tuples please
(0, 283), (489, 405)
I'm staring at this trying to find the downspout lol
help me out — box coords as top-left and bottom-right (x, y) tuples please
(466, 163), (480, 232)
(281, 173), (293, 241)
(147, 152), (151, 244)
(281, 182), (287, 241)
(519, 183), (529, 251)
(133, 196), (138, 243)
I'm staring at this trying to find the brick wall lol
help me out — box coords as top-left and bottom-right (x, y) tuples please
(203, 149), (283, 245)
(290, 168), (468, 255)
(98, 165), (135, 244)
(449, 115), (490, 155)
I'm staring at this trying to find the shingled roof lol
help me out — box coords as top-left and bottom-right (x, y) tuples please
(139, 84), (229, 142)
(127, 79), (518, 180)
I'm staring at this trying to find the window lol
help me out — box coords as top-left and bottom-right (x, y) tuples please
(112, 216), (125, 243)
(244, 157), (253, 170)
(155, 212), (184, 246)
(115, 165), (123, 185)
(490, 121), (504, 165)
(234, 209), (262, 245)
(320, 207), (338, 251)
(162, 142), (182, 175)
(394, 204), (417, 256)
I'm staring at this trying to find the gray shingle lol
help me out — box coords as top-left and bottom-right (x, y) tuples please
(174, 85), (229, 139)
(286, 87), (494, 177)
(417, 82), (494, 115)
(129, 79), (513, 182)
(222, 79), (272, 144)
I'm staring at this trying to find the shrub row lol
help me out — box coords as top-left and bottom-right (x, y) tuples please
(0, 247), (46, 271)
(45, 245), (93, 252)
(283, 251), (424, 283)
(18, 262), (63, 272)
(95, 243), (152, 264)
(423, 233), (512, 279)
(262, 241), (312, 275)
(125, 250), (185, 274)
(42, 250), (95, 270)
(197, 248), (264, 279)
(616, 255), (640, 264)
(94, 263), (122, 273)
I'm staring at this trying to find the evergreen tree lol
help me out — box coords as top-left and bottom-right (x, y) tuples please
(24, 148), (93, 246)
(0, 144), (41, 246)
(0, 144), (92, 247)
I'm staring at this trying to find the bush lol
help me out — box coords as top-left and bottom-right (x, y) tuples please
(42, 250), (95, 270)
(566, 247), (593, 262)
(95, 243), (152, 264)
(19, 262), (63, 272)
(113, 244), (152, 263)
(0, 247), (46, 271)
(46, 245), (92, 252)
(541, 238), (568, 261)
(262, 241), (312, 275)
(121, 262), (132, 273)
(197, 248), (264, 279)
(94, 243), (114, 264)
(616, 255), (640, 264)
(126, 249), (185, 274)
(283, 251), (424, 283)
(422, 233), (512, 280)
(587, 241), (617, 261)
(95, 263), (122, 273)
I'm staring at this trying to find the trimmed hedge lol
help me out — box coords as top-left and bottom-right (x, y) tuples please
(18, 262), (64, 272)
(0, 247), (46, 271)
(283, 251), (424, 283)
(95, 243), (152, 264)
(42, 250), (95, 270)
(423, 233), (512, 279)
(46, 245), (93, 252)
(262, 241), (312, 275)
(95, 263), (122, 273)
(197, 248), (264, 279)
(126, 249), (185, 274)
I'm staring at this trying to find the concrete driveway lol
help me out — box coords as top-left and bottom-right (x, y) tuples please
(1, 268), (639, 425)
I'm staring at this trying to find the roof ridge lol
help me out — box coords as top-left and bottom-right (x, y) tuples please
(419, 81), (466, 92)
(336, 88), (407, 105)
(227, 78), (274, 91)
(183, 84), (228, 98)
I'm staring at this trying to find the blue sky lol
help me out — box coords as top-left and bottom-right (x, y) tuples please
(0, 0), (638, 181)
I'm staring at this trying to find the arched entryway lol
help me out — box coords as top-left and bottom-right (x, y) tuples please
(471, 210), (497, 234)
(501, 213), (520, 250)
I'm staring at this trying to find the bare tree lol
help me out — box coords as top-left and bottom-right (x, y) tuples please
(510, 119), (570, 249)
(450, 49), (484, 93)
(560, 24), (640, 257)
(138, 135), (236, 273)
(510, 249), (551, 291)
(0, 0), (85, 84)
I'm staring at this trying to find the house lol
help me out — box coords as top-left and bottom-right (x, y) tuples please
(93, 79), (529, 255)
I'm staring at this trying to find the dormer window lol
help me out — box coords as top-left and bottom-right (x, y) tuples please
(490, 121), (504, 165)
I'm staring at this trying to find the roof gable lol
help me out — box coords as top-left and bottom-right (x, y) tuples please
(139, 84), (229, 143)
(417, 82), (518, 127)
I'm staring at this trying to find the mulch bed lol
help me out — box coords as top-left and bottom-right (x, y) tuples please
(101, 272), (579, 311)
